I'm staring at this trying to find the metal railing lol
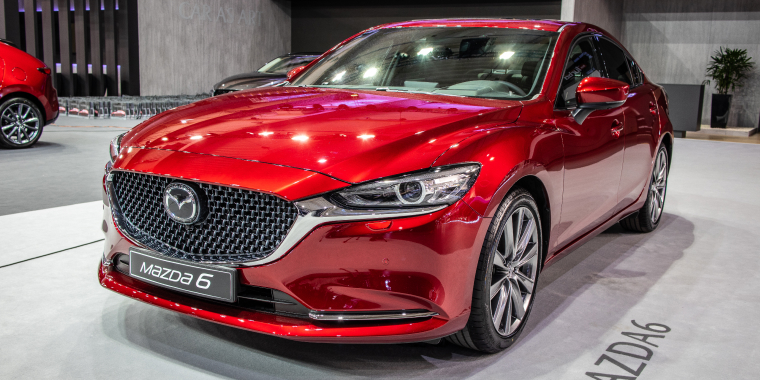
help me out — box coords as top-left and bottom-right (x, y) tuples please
(57, 94), (210, 120)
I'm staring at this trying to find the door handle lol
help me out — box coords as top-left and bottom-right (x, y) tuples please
(611, 119), (624, 138)
(649, 101), (658, 115)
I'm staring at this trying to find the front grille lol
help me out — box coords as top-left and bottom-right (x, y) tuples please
(110, 171), (298, 263)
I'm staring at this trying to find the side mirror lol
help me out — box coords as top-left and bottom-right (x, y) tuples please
(286, 65), (307, 81)
(572, 77), (629, 124)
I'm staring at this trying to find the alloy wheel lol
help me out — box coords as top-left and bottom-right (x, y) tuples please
(490, 206), (539, 337)
(649, 149), (668, 224)
(1, 103), (40, 145)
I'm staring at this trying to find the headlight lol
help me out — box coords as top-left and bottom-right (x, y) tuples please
(109, 132), (126, 163)
(331, 163), (481, 208)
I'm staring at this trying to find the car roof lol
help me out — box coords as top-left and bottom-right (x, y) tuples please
(372, 19), (570, 33)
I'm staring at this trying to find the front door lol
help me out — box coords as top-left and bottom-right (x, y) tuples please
(595, 37), (660, 207)
(553, 36), (626, 249)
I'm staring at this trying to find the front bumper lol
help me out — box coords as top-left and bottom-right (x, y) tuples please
(99, 178), (487, 343)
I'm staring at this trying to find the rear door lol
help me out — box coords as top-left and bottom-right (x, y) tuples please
(553, 36), (626, 249)
(596, 37), (659, 207)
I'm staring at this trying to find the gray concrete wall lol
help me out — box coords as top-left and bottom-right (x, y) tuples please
(622, 1), (760, 128)
(138, 0), (291, 96)
(567, 0), (623, 39)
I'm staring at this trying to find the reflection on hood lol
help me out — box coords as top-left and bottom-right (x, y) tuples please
(124, 87), (521, 183)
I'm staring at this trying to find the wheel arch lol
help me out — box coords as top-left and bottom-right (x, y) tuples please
(509, 175), (551, 266)
(433, 125), (563, 266)
(0, 90), (48, 122)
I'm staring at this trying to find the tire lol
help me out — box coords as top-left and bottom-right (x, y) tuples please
(620, 145), (669, 232)
(0, 97), (44, 149)
(446, 188), (542, 353)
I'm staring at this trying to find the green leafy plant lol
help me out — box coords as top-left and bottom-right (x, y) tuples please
(706, 47), (755, 95)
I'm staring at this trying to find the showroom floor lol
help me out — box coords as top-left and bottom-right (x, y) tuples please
(2, 120), (760, 379)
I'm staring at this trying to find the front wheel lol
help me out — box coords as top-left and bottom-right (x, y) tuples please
(0, 97), (44, 149)
(620, 145), (669, 232)
(446, 188), (542, 353)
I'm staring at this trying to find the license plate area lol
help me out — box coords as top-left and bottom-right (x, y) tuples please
(128, 247), (237, 303)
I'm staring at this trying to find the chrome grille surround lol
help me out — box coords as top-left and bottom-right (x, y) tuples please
(109, 171), (298, 263)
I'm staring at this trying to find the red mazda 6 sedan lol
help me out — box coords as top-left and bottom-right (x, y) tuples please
(0, 40), (59, 148)
(99, 19), (672, 353)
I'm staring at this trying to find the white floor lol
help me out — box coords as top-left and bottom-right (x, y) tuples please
(1, 139), (759, 379)
(0, 202), (103, 267)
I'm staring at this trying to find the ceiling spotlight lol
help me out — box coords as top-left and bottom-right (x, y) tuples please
(363, 67), (378, 78)
(332, 71), (346, 81)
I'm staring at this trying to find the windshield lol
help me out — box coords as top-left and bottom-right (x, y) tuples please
(258, 55), (319, 75)
(290, 27), (557, 100)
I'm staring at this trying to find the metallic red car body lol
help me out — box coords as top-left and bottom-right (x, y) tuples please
(0, 42), (59, 126)
(99, 19), (673, 344)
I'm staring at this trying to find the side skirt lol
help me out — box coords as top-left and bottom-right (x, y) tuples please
(543, 186), (648, 268)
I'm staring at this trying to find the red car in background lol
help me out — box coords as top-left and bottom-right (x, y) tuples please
(0, 39), (58, 148)
(100, 19), (673, 353)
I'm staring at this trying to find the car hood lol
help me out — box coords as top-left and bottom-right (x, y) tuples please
(123, 87), (522, 184)
(213, 72), (285, 91)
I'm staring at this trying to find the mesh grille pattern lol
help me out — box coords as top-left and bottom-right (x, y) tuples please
(111, 171), (298, 263)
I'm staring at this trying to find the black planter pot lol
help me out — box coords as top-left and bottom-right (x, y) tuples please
(710, 94), (732, 128)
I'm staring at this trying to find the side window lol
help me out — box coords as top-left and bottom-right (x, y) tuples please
(597, 38), (634, 85)
(626, 57), (642, 86)
(556, 37), (602, 108)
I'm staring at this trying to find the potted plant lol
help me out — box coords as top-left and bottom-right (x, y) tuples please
(705, 47), (754, 128)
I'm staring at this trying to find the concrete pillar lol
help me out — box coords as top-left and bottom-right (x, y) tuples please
(559, 0), (624, 39)
(0, 0), (21, 46)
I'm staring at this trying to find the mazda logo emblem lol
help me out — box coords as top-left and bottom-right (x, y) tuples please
(163, 182), (203, 224)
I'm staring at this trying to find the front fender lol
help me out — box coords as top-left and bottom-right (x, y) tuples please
(433, 124), (564, 219)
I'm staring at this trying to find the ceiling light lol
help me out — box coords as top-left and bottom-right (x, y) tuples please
(332, 71), (346, 81)
(500, 51), (515, 59)
(363, 67), (378, 78)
